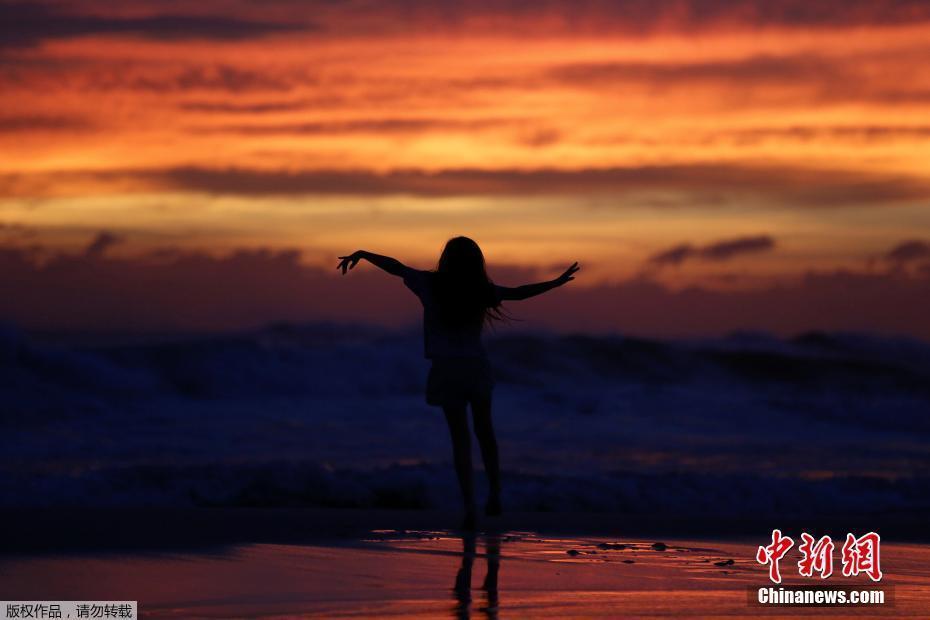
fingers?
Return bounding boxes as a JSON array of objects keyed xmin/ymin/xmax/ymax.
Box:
[
  {"xmin": 336, "ymin": 256, "xmax": 359, "ymax": 275},
  {"xmin": 558, "ymin": 261, "xmax": 579, "ymax": 284}
]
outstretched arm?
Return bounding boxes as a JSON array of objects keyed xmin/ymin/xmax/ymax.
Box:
[
  {"xmin": 337, "ymin": 250, "xmax": 412, "ymax": 277},
  {"xmin": 497, "ymin": 262, "xmax": 579, "ymax": 301}
]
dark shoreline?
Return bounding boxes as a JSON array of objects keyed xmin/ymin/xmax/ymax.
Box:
[{"xmin": 3, "ymin": 507, "xmax": 927, "ymax": 557}]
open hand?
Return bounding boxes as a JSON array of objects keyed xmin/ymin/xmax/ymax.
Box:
[
  {"xmin": 555, "ymin": 261, "xmax": 580, "ymax": 285},
  {"xmin": 337, "ymin": 251, "xmax": 362, "ymax": 275}
]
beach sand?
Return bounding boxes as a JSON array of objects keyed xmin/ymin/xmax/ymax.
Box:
[{"xmin": 1, "ymin": 508, "xmax": 927, "ymax": 618}]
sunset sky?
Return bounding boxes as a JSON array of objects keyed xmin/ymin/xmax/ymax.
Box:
[{"xmin": 2, "ymin": 0, "xmax": 929, "ymax": 336}]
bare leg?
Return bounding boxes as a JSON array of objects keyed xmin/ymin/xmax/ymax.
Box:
[
  {"xmin": 444, "ymin": 403, "xmax": 477, "ymax": 528},
  {"xmin": 471, "ymin": 396, "xmax": 501, "ymax": 515}
]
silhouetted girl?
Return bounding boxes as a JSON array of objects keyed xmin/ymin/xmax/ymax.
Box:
[{"xmin": 338, "ymin": 237, "xmax": 579, "ymax": 529}]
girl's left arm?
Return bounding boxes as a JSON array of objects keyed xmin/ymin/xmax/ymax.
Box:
[{"xmin": 497, "ymin": 262, "xmax": 579, "ymax": 301}]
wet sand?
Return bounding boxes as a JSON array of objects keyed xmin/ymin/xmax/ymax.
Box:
[{"xmin": 1, "ymin": 510, "xmax": 927, "ymax": 617}]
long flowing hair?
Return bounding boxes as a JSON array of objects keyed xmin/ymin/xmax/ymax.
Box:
[{"xmin": 432, "ymin": 236, "xmax": 506, "ymax": 329}]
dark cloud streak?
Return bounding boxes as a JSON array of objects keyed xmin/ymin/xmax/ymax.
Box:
[
  {"xmin": 885, "ymin": 239, "xmax": 930, "ymax": 264},
  {"xmin": 6, "ymin": 1, "xmax": 929, "ymax": 53},
  {"xmin": 546, "ymin": 52, "xmax": 930, "ymax": 107},
  {"xmin": 549, "ymin": 54, "xmax": 849, "ymax": 87},
  {"xmin": 83, "ymin": 230, "xmax": 123, "ymax": 257},
  {"xmin": 191, "ymin": 117, "xmax": 525, "ymax": 136},
  {"xmin": 105, "ymin": 65, "xmax": 304, "ymax": 93},
  {"xmin": 0, "ymin": 114, "xmax": 92, "ymax": 132},
  {"xmin": 3, "ymin": 164, "xmax": 930, "ymax": 207},
  {"xmin": 204, "ymin": 0, "xmax": 930, "ymax": 35},
  {"xmin": 178, "ymin": 99, "xmax": 320, "ymax": 113},
  {"xmin": 0, "ymin": 1, "xmax": 315, "ymax": 49},
  {"xmin": 649, "ymin": 235, "xmax": 776, "ymax": 266},
  {"xmin": 134, "ymin": 165, "xmax": 930, "ymax": 207}
]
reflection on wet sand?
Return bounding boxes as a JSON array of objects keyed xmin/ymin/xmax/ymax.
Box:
[
  {"xmin": 453, "ymin": 533, "xmax": 501, "ymax": 619},
  {"xmin": 2, "ymin": 529, "xmax": 928, "ymax": 617}
]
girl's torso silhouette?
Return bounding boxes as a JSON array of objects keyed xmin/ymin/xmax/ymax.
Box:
[{"xmin": 403, "ymin": 269, "xmax": 502, "ymax": 359}]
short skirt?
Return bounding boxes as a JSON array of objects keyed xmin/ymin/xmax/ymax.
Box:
[{"xmin": 425, "ymin": 356, "xmax": 495, "ymax": 407}]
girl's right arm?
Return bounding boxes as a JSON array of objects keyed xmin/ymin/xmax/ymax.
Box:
[{"xmin": 337, "ymin": 250, "xmax": 412, "ymax": 277}]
